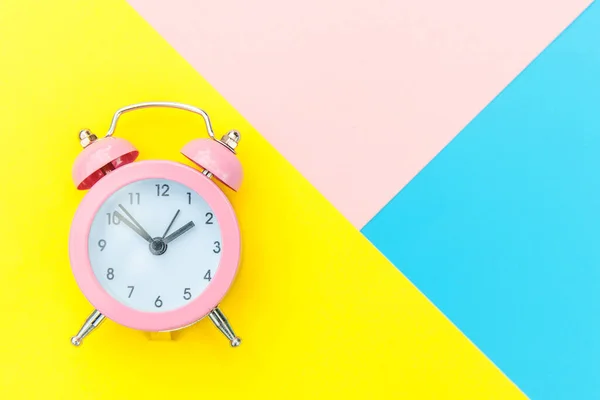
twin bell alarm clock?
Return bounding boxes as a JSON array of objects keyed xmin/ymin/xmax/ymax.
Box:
[{"xmin": 68, "ymin": 102, "xmax": 243, "ymax": 347}]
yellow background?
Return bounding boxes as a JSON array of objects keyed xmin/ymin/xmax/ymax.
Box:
[{"xmin": 0, "ymin": 1, "xmax": 524, "ymax": 398}]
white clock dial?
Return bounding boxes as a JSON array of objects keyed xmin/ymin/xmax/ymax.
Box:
[{"xmin": 88, "ymin": 178, "xmax": 222, "ymax": 312}]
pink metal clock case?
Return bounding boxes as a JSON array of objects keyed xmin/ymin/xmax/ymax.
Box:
[
  {"xmin": 181, "ymin": 138, "xmax": 242, "ymax": 191},
  {"xmin": 72, "ymin": 136, "xmax": 139, "ymax": 190},
  {"xmin": 69, "ymin": 160, "xmax": 241, "ymax": 332}
]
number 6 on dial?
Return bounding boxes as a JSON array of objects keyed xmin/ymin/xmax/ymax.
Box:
[{"xmin": 68, "ymin": 102, "xmax": 244, "ymax": 348}]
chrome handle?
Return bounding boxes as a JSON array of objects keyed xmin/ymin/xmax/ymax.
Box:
[{"xmin": 104, "ymin": 102, "xmax": 217, "ymax": 139}]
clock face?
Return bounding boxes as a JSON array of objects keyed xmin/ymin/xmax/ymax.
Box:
[{"xmin": 88, "ymin": 178, "xmax": 222, "ymax": 312}]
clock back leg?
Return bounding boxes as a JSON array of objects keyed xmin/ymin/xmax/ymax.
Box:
[{"xmin": 148, "ymin": 331, "xmax": 173, "ymax": 341}]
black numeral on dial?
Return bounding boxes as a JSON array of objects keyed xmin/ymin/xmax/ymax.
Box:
[
  {"xmin": 183, "ymin": 288, "xmax": 192, "ymax": 300},
  {"xmin": 205, "ymin": 212, "xmax": 214, "ymax": 224},
  {"xmin": 155, "ymin": 184, "xmax": 170, "ymax": 197},
  {"xmin": 98, "ymin": 239, "xmax": 106, "ymax": 251},
  {"xmin": 187, "ymin": 192, "xmax": 192, "ymax": 205},
  {"xmin": 127, "ymin": 286, "xmax": 134, "ymax": 298},
  {"xmin": 128, "ymin": 192, "xmax": 140, "ymax": 205},
  {"xmin": 154, "ymin": 296, "xmax": 163, "ymax": 308},
  {"xmin": 106, "ymin": 268, "xmax": 114, "ymax": 280},
  {"xmin": 204, "ymin": 270, "xmax": 212, "ymax": 281},
  {"xmin": 213, "ymin": 241, "xmax": 221, "ymax": 254},
  {"xmin": 107, "ymin": 211, "xmax": 120, "ymax": 225}
]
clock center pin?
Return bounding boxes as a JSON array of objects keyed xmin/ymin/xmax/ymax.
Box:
[{"xmin": 149, "ymin": 238, "xmax": 168, "ymax": 256}]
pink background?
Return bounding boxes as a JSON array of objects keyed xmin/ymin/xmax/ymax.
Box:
[{"xmin": 128, "ymin": 0, "xmax": 591, "ymax": 227}]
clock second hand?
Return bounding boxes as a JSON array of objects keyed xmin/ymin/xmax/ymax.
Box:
[
  {"xmin": 162, "ymin": 209, "xmax": 180, "ymax": 239},
  {"xmin": 116, "ymin": 204, "xmax": 153, "ymax": 242}
]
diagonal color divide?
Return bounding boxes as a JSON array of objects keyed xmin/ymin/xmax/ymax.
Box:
[
  {"xmin": 0, "ymin": 0, "xmax": 524, "ymax": 398},
  {"xmin": 364, "ymin": 3, "xmax": 600, "ymax": 398},
  {"xmin": 128, "ymin": 0, "xmax": 591, "ymax": 228}
]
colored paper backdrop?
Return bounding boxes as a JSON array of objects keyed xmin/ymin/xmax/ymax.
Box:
[{"xmin": 1, "ymin": 0, "xmax": 598, "ymax": 398}]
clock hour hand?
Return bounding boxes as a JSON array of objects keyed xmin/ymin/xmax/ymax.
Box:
[
  {"xmin": 163, "ymin": 221, "xmax": 195, "ymax": 244},
  {"xmin": 115, "ymin": 205, "xmax": 153, "ymax": 243}
]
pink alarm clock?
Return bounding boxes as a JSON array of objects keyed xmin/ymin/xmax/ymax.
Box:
[{"xmin": 69, "ymin": 102, "xmax": 243, "ymax": 347}]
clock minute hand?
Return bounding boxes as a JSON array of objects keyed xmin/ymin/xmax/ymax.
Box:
[
  {"xmin": 163, "ymin": 221, "xmax": 195, "ymax": 244},
  {"xmin": 116, "ymin": 205, "xmax": 153, "ymax": 242},
  {"xmin": 113, "ymin": 211, "xmax": 151, "ymax": 242}
]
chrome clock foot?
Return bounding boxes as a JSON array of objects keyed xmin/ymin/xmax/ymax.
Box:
[
  {"xmin": 71, "ymin": 309, "xmax": 105, "ymax": 346},
  {"xmin": 209, "ymin": 307, "xmax": 241, "ymax": 347}
]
